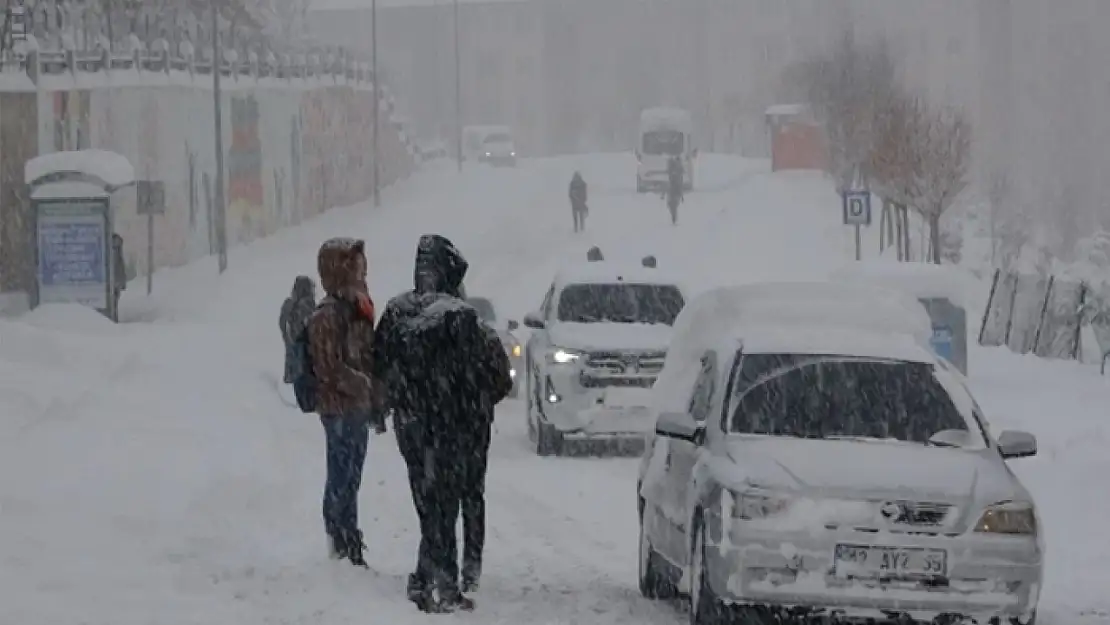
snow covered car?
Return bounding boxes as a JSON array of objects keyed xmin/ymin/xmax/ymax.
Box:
[
  {"xmin": 521, "ymin": 262, "xmax": 687, "ymax": 455},
  {"xmin": 468, "ymin": 296, "xmax": 522, "ymax": 398},
  {"xmin": 635, "ymin": 284, "xmax": 1042, "ymax": 625}
]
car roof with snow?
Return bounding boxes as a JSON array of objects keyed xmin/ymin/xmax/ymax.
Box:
[
  {"xmin": 552, "ymin": 261, "xmax": 685, "ymax": 291},
  {"xmin": 828, "ymin": 260, "xmax": 976, "ymax": 309},
  {"xmin": 729, "ymin": 323, "xmax": 935, "ymax": 363},
  {"xmin": 667, "ymin": 281, "xmax": 932, "ymax": 356},
  {"xmin": 649, "ymin": 281, "xmax": 937, "ymax": 413}
]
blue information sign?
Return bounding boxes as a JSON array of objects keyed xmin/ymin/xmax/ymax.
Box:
[
  {"xmin": 931, "ymin": 325, "xmax": 954, "ymax": 362},
  {"xmin": 35, "ymin": 200, "xmax": 110, "ymax": 309}
]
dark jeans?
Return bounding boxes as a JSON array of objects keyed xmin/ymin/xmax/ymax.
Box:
[
  {"xmin": 321, "ymin": 416, "xmax": 370, "ymax": 539},
  {"xmin": 572, "ymin": 207, "xmax": 586, "ymax": 232},
  {"xmin": 397, "ymin": 415, "xmax": 492, "ymax": 590}
]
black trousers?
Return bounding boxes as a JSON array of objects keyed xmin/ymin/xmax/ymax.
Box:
[
  {"xmin": 572, "ymin": 203, "xmax": 587, "ymax": 232},
  {"xmin": 396, "ymin": 415, "xmax": 492, "ymax": 590}
]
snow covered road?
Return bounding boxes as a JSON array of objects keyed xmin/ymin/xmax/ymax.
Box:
[{"xmin": 1, "ymin": 154, "xmax": 1108, "ymax": 624}]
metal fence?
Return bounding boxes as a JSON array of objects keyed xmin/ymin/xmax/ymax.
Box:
[{"xmin": 978, "ymin": 269, "xmax": 1110, "ymax": 373}]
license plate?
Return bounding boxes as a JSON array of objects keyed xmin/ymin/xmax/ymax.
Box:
[
  {"xmin": 833, "ymin": 544, "xmax": 947, "ymax": 577},
  {"xmin": 602, "ymin": 388, "xmax": 652, "ymax": 409}
]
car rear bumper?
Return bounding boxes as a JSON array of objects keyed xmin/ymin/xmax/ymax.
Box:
[{"xmin": 704, "ymin": 514, "xmax": 1041, "ymax": 622}]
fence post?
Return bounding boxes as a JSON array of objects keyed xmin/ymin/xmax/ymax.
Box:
[
  {"xmin": 978, "ymin": 268, "xmax": 1000, "ymax": 345},
  {"xmin": 1072, "ymin": 282, "xmax": 1088, "ymax": 360},
  {"xmin": 1003, "ymin": 272, "xmax": 1020, "ymax": 347},
  {"xmin": 1031, "ymin": 274, "xmax": 1054, "ymax": 355}
]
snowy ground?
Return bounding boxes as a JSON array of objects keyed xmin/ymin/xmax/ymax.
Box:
[{"xmin": 1, "ymin": 154, "xmax": 1107, "ymax": 625}]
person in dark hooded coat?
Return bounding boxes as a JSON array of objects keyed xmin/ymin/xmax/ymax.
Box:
[
  {"xmin": 373, "ymin": 234, "xmax": 512, "ymax": 613},
  {"xmin": 569, "ymin": 171, "xmax": 588, "ymax": 233},
  {"xmin": 280, "ymin": 275, "xmax": 317, "ymax": 383}
]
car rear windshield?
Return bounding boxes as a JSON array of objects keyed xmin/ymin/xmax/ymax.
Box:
[
  {"xmin": 642, "ymin": 130, "xmax": 684, "ymax": 155},
  {"xmin": 728, "ymin": 354, "xmax": 972, "ymax": 444},
  {"xmin": 557, "ymin": 283, "xmax": 685, "ymax": 325},
  {"xmin": 468, "ymin": 297, "xmax": 496, "ymax": 323},
  {"xmin": 484, "ymin": 133, "xmax": 512, "ymax": 144}
]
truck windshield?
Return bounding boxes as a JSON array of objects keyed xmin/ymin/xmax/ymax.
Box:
[
  {"xmin": 557, "ymin": 283, "xmax": 685, "ymax": 325},
  {"xmin": 484, "ymin": 133, "xmax": 512, "ymax": 144},
  {"xmin": 642, "ymin": 130, "xmax": 684, "ymax": 155}
]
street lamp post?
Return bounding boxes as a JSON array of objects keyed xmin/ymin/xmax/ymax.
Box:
[
  {"xmin": 211, "ymin": 0, "xmax": 228, "ymax": 273},
  {"xmin": 453, "ymin": 0, "xmax": 462, "ymax": 172},
  {"xmin": 371, "ymin": 0, "xmax": 381, "ymax": 207}
]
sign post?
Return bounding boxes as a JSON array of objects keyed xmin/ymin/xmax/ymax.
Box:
[
  {"xmin": 842, "ymin": 190, "xmax": 872, "ymax": 261},
  {"xmin": 137, "ymin": 180, "xmax": 166, "ymax": 295},
  {"xmin": 35, "ymin": 199, "xmax": 112, "ymax": 315}
]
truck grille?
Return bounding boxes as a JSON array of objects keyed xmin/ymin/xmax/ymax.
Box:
[
  {"xmin": 586, "ymin": 350, "xmax": 666, "ymax": 374},
  {"xmin": 580, "ymin": 350, "xmax": 665, "ymax": 389}
]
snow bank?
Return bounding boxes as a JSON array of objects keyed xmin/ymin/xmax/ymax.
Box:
[
  {"xmin": 19, "ymin": 303, "xmax": 120, "ymax": 335},
  {"xmin": 829, "ymin": 259, "xmax": 978, "ymax": 309}
]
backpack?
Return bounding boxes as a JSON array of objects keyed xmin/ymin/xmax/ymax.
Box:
[{"xmin": 291, "ymin": 300, "xmax": 352, "ymax": 414}]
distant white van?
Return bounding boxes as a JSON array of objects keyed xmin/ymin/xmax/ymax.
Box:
[
  {"xmin": 462, "ymin": 125, "xmax": 517, "ymax": 167},
  {"xmin": 636, "ymin": 107, "xmax": 695, "ymax": 193}
]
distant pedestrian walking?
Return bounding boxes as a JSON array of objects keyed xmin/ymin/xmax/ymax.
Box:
[{"xmin": 569, "ymin": 172, "xmax": 588, "ymax": 232}]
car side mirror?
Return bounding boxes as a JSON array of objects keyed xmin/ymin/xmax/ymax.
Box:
[
  {"xmin": 997, "ymin": 430, "xmax": 1037, "ymax": 459},
  {"xmin": 507, "ymin": 319, "xmax": 520, "ymax": 331},
  {"xmin": 655, "ymin": 411, "xmax": 703, "ymax": 444},
  {"xmin": 523, "ymin": 312, "xmax": 545, "ymax": 329}
]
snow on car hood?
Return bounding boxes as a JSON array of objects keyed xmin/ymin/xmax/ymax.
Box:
[
  {"xmin": 720, "ymin": 436, "xmax": 1016, "ymax": 503},
  {"xmin": 547, "ymin": 322, "xmax": 674, "ymax": 352}
]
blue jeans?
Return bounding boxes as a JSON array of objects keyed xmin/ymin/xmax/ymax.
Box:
[{"xmin": 321, "ymin": 416, "xmax": 370, "ymax": 538}]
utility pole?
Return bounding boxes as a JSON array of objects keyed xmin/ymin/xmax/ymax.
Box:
[
  {"xmin": 453, "ymin": 0, "xmax": 462, "ymax": 171},
  {"xmin": 371, "ymin": 0, "xmax": 381, "ymax": 207},
  {"xmin": 211, "ymin": 0, "xmax": 228, "ymax": 273}
]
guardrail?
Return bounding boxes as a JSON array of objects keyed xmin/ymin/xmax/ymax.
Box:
[{"xmin": 7, "ymin": 37, "xmax": 375, "ymax": 85}]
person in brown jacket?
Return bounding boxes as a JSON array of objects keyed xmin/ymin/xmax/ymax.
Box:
[{"xmin": 306, "ymin": 237, "xmax": 384, "ymax": 567}]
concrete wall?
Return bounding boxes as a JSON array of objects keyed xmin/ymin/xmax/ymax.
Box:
[{"xmin": 0, "ymin": 70, "xmax": 417, "ymax": 312}]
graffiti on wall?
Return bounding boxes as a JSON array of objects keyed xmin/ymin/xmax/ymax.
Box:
[
  {"xmin": 186, "ymin": 143, "xmax": 198, "ymax": 228},
  {"xmin": 0, "ymin": 92, "xmax": 38, "ymax": 293},
  {"xmin": 228, "ymin": 95, "xmax": 265, "ymax": 243},
  {"xmin": 290, "ymin": 114, "xmax": 302, "ymax": 223},
  {"xmin": 1, "ymin": 82, "xmax": 412, "ymax": 300},
  {"xmin": 299, "ymin": 87, "xmax": 376, "ymax": 215},
  {"xmin": 52, "ymin": 90, "xmax": 91, "ymax": 151}
]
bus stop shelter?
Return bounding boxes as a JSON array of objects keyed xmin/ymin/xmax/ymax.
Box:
[{"xmin": 25, "ymin": 149, "xmax": 135, "ymax": 322}]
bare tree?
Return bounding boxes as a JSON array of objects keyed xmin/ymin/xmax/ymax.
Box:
[
  {"xmin": 870, "ymin": 89, "xmax": 970, "ymax": 264},
  {"xmin": 792, "ymin": 30, "xmax": 899, "ymax": 193},
  {"xmin": 870, "ymin": 89, "xmax": 920, "ymax": 260},
  {"xmin": 915, "ymin": 103, "xmax": 972, "ymax": 264}
]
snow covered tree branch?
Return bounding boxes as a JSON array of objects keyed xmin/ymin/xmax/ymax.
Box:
[{"xmin": 791, "ymin": 30, "xmax": 899, "ymax": 193}]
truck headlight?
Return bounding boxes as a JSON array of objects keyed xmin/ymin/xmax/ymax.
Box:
[
  {"xmin": 974, "ymin": 501, "xmax": 1037, "ymax": 535},
  {"xmin": 723, "ymin": 489, "xmax": 792, "ymax": 520},
  {"xmin": 547, "ymin": 348, "xmax": 583, "ymax": 365}
]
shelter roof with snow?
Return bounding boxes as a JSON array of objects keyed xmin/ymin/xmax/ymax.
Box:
[{"xmin": 25, "ymin": 150, "xmax": 136, "ymax": 192}]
